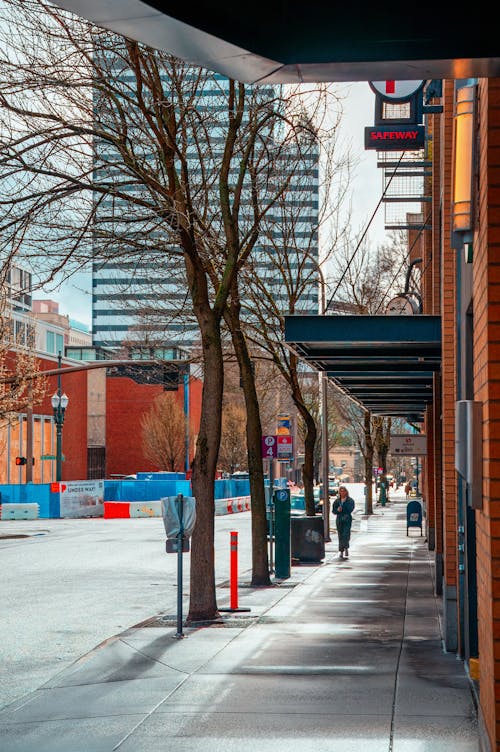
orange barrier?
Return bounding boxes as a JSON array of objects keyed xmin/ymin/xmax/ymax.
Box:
[{"xmin": 103, "ymin": 501, "xmax": 130, "ymax": 518}]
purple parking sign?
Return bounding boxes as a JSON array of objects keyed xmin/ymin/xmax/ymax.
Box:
[{"xmin": 261, "ymin": 435, "xmax": 277, "ymax": 459}]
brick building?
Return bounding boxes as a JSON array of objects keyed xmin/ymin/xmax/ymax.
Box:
[
  {"xmin": 2, "ymin": 352, "xmax": 202, "ymax": 484},
  {"xmin": 284, "ymin": 78, "xmax": 500, "ymax": 750}
]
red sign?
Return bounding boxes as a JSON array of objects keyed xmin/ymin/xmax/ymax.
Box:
[
  {"xmin": 50, "ymin": 482, "xmax": 67, "ymax": 493},
  {"xmin": 277, "ymin": 435, "xmax": 293, "ymax": 460},
  {"xmin": 365, "ymin": 125, "xmax": 425, "ymax": 151},
  {"xmin": 261, "ymin": 435, "xmax": 277, "ymax": 459}
]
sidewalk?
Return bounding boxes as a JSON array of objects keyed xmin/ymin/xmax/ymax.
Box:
[{"xmin": 0, "ymin": 494, "xmax": 481, "ymax": 751}]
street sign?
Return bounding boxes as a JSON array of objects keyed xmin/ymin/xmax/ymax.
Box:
[
  {"xmin": 277, "ymin": 435, "xmax": 293, "ymax": 460},
  {"xmin": 277, "ymin": 414, "xmax": 291, "ymax": 435},
  {"xmin": 261, "ymin": 435, "xmax": 277, "ymax": 459},
  {"xmin": 390, "ymin": 434, "xmax": 427, "ymax": 455}
]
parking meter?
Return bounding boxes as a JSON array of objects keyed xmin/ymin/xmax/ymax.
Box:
[
  {"xmin": 161, "ymin": 495, "xmax": 196, "ymax": 552},
  {"xmin": 379, "ymin": 480, "xmax": 387, "ymax": 507},
  {"xmin": 161, "ymin": 494, "xmax": 196, "ymax": 639},
  {"xmin": 274, "ymin": 488, "xmax": 291, "ymax": 579}
]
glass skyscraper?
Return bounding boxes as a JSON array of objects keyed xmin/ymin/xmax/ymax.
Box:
[{"xmin": 91, "ymin": 53, "xmax": 319, "ymax": 351}]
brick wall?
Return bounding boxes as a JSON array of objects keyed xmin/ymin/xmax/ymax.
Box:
[
  {"xmin": 430, "ymin": 105, "xmax": 444, "ymax": 569},
  {"xmin": 106, "ymin": 375, "xmax": 202, "ymax": 477},
  {"xmin": 474, "ymin": 77, "xmax": 500, "ymax": 750},
  {"xmin": 440, "ymin": 79, "xmax": 459, "ymax": 650},
  {"xmin": 38, "ymin": 357, "xmax": 88, "ymax": 481}
]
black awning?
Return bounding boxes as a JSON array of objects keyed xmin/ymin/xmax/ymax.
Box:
[
  {"xmin": 284, "ymin": 314, "xmax": 441, "ymax": 419},
  {"xmin": 52, "ymin": 2, "xmax": 500, "ymax": 83}
]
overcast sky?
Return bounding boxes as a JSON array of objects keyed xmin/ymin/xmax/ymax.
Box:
[{"xmin": 44, "ymin": 81, "xmax": 388, "ymax": 327}]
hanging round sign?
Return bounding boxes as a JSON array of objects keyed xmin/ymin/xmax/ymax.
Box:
[
  {"xmin": 369, "ymin": 80, "xmax": 425, "ymax": 101},
  {"xmin": 386, "ymin": 295, "xmax": 419, "ymax": 315}
]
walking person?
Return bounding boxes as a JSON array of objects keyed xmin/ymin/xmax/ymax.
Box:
[{"xmin": 332, "ymin": 485, "xmax": 355, "ymax": 559}]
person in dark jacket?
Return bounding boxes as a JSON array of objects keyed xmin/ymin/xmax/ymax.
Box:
[{"xmin": 332, "ymin": 485, "xmax": 355, "ymax": 558}]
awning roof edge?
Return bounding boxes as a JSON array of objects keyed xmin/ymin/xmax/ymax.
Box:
[{"xmin": 284, "ymin": 314, "xmax": 441, "ymax": 419}]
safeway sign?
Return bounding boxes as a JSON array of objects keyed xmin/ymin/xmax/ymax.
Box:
[{"xmin": 390, "ymin": 434, "xmax": 427, "ymax": 456}]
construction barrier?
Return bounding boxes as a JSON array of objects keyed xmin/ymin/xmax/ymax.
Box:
[
  {"xmin": 214, "ymin": 496, "xmax": 251, "ymax": 515},
  {"xmin": 129, "ymin": 501, "xmax": 162, "ymax": 518},
  {"xmin": 103, "ymin": 496, "xmax": 251, "ymax": 519},
  {"xmin": 0, "ymin": 503, "xmax": 40, "ymax": 520}
]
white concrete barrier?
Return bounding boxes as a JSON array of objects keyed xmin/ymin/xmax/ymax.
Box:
[
  {"xmin": 105, "ymin": 496, "xmax": 251, "ymax": 518},
  {"xmin": 214, "ymin": 496, "xmax": 251, "ymax": 515},
  {"xmin": 129, "ymin": 500, "xmax": 162, "ymax": 518},
  {"xmin": 0, "ymin": 503, "xmax": 40, "ymax": 520}
]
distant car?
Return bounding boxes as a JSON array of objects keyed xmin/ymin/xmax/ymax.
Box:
[
  {"xmin": 290, "ymin": 494, "xmax": 307, "ymax": 516},
  {"xmin": 329, "ymin": 479, "xmax": 340, "ymax": 496}
]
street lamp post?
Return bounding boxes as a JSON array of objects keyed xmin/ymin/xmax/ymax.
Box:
[
  {"xmin": 51, "ymin": 352, "xmax": 69, "ymax": 482},
  {"xmin": 318, "ymin": 266, "xmax": 331, "ymax": 542}
]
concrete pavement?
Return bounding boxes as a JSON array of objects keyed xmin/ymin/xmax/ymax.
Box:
[{"xmin": 0, "ymin": 490, "xmax": 482, "ymax": 751}]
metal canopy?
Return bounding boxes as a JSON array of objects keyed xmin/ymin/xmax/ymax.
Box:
[
  {"xmin": 284, "ymin": 315, "xmax": 441, "ymax": 419},
  {"xmin": 52, "ymin": 1, "xmax": 500, "ymax": 83}
]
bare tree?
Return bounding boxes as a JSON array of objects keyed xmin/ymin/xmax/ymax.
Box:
[
  {"xmin": 373, "ymin": 415, "xmax": 392, "ymax": 499},
  {"xmin": 297, "ymin": 377, "xmax": 349, "ymax": 484},
  {"xmin": 325, "ymin": 224, "xmax": 414, "ymax": 511},
  {"xmin": 218, "ymin": 403, "xmax": 248, "ymax": 474},
  {"xmin": 0, "ymin": 2, "xmax": 345, "ymax": 612},
  {"xmin": 329, "ymin": 228, "xmax": 409, "ymax": 314},
  {"xmin": 0, "ymin": 292, "xmax": 46, "ymax": 423},
  {"xmin": 334, "ymin": 394, "xmax": 377, "ymax": 514},
  {"xmin": 233, "ymin": 110, "xmax": 352, "ymax": 516},
  {"xmin": 141, "ymin": 392, "xmax": 188, "ymax": 471}
]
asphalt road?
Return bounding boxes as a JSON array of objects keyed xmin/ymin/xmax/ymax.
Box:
[
  {"xmin": 0, "ymin": 512, "xmax": 253, "ymax": 711},
  {"xmin": 0, "ymin": 482, "xmax": 371, "ymax": 712}
]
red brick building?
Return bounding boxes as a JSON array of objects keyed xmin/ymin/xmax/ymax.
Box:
[
  {"xmin": 284, "ymin": 78, "xmax": 500, "ymax": 750},
  {"xmin": 2, "ymin": 354, "xmax": 202, "ymax": 483},
  {"xmin": 425, "ymin": 77, "xmax": 500, "ymax": 750}
]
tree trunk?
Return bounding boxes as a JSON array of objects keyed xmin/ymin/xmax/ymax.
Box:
[
  {"xmin": 225, "ymin": 307, "xmax": 271, "ymax": 587},
  {"xmin": 295, "ymin": 402, "xmax": 317, "ymax": 516},
  {"xmin": 364, "ymin": 411, "xmax": 374, "ymax": 515},
  {"xmin": 289, "ymin": 357, "xmax": 317, "ymax": 516},
  {"xmin": 187, "ymin": 309, "xmax": 224, "ymax": 623}
]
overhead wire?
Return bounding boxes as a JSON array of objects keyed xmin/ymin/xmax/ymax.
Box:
[
  {"xmin": 325, "ymin": 151, "xmax": 405, "ymax": 311},
  {"xmin": 374, "ymin": 208, "xmax": 432, "ymax": 314}
]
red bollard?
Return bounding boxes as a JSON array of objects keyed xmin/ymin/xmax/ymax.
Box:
[
  {"xmin": 219, "ymin": 530, "xmax": 250, "ymax": 614},
  {"xmin": 230, "ymin": 531, "xmax": 238, "ymax": 609}
]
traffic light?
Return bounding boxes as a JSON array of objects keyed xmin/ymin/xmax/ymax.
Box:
[{"xmin": 15, "ymin": 457, "xmax": 27, "ymax": 466}]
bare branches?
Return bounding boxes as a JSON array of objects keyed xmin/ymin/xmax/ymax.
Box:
[
  {"xmin": 0, "ymin": 292, "xmax": 46, "ymax": 423},
  {"xmin": 141, "ymin": 392, "xmax": 188, "ymax": 471}
]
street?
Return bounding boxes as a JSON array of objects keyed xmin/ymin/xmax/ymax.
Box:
[
  {"xmin": 0, "ymin": 482, "xmax": 372, "ymax": 712},
  {"xmin": 0, "ymin": 512, "xmax": 253, "ymax": 710}
]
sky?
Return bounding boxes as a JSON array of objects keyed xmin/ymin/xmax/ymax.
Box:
[{"xmin": 43, "ymin": 81, "xmax": 388, "ymax": 328}]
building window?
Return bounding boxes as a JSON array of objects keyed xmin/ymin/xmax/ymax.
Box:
[
  {"xmin": 15, "ymin": 319, "xmax": 26, "ymax": 346},
  {"xmin": 46, "ymin": 330, "xmax": 55, "ymax": 353}
]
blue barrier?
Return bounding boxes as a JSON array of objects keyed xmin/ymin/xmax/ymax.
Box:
[
  {"xmin": 0, "ymin": 484, "xmax": 52, "ymax": 518},
  {"xmin": 110, "ymin": 479, "xmax": 192, "ymax": 501},
  {"xmin": 136, "ymin": 472, "xmax": 186, "ymax": 481},
  {"xmin": 0, "ymin": 477, "xmax": 251, "ymax": 518}
]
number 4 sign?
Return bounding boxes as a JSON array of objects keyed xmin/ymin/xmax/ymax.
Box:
[{"xmin": 261, "ymin": 435, "xmax": 277, "ymax": 459}]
